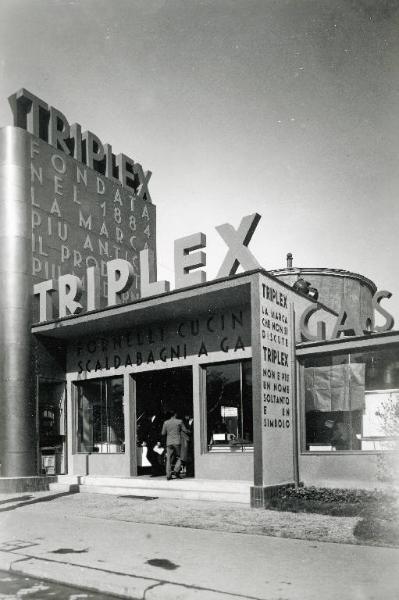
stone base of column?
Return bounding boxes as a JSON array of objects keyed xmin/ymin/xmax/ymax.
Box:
[
  {"xmin": 250, "ymin": 482, "xmax": 297, "ymax": 508},
  {"xmin": 0, "ymin": 476, "xmax": 57, "ymax": 493},
  {"xmin": 1, "ymin": 450, "xmax": 37, "ymax": 478}
]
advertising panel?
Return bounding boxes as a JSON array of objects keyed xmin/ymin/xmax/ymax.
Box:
[
  {"xmin": 67, "ymin": 306, "xmax": 250, "ymax": 375},
  {"xmin": 257, "ymin": 273, "xmax": 295, "ymax": 485},
  {"xmin": 30, "ymin": 136, "xmax": 156, "ymax": 320},
  {"xmin": 0, "ymin": 87, "xmax": 157, "ymax": 475}
]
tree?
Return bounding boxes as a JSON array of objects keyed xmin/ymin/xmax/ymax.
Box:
[
  {"xmin": 375, "ymin": 393, "xmax": 399, "ymax": 483},
  {"xmin": 375, "ymin": 394, "xmax": 399, "ymax": 438}
]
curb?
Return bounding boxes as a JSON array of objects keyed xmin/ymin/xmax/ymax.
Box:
[{"xmin": 0, "ymin": 551, "xmax": 250, "ymax": 600}]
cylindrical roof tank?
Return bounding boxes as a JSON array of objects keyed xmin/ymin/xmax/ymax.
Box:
[{"xmin": 269, "ymin": 267, "xmax": 377, "ymax": 321}]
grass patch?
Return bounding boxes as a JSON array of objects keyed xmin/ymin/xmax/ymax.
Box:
[
  {"xmin": 267, "ymin": 496, "xmax": 362, "ymax": 516},
  {"xmin": 266, "ymin": 486, "xmax": 399, "ymax": 546},
  {"xmin": 266, "ymin": 486, "xmax": 380, "ymax": 516}
]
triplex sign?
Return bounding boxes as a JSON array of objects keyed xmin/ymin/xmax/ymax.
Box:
[
  {"xmin": 9, "ymin": 88, "xmax": 151, "ymax": 201},
  {"xmin": 33, "ymin": 211, "xmax": 395, "ymax": 338},
  {"xmin": 33, "ymin": 213, "xmax": 262, "ymax": 322}
]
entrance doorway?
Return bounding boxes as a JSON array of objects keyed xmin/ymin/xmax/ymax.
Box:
[{"xmin": 134, "ymin": 367, "xmax": 194, "ymax": 477}]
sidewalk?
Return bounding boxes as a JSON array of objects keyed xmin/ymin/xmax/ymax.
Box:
[{"xmin": 0, "ymin": 490, "xmax": 398, "ymax": 599}]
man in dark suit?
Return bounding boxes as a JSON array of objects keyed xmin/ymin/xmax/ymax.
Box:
[{"xmin": 161, "ymin": 410, "xmax": 188, "ymax": 480}]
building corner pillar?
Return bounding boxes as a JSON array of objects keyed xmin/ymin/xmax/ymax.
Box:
[{"xmin": 0, "ymin": 126, "xmax": 35, "ymax": 476}]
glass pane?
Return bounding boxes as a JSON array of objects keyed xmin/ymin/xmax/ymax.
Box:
[
  {"xmin": 361, "ymin": 391, "xmax": 399, "ymax": 450},
  {"xmin": 350, "ymin": 349, "xmax": 399, "ymax": 450},
  {"xmin": 39, "ymin": 381, "xmax": 66, "ymax": 475},
  {"xmin": 352, "ymin": 348, "xmax": 399, "ymax": 391},
  {"xmin": 206, "ymin": 360, "xmax": 252, "ymax": 449},
  {"xmin": 242, "ymin": 360, "xmax": 253, "ymax": 444},
  {"xmin": 302, "ymin": 348, "xmax": 399, "ymax": 451},
  {"xmin": 76, "ymin": 377, "xmax": 124, "ymax": 453},
  {"xmin": 39, "ymin": 382, "xmax": 65, "ymax": 448},
  {"xmin": 303, "ymin": 352, "xmax": 362, "ymax": 451},
  {"xmin": 92, "ymin": 382, "xmax": 105, "ymax": 447},
  {"xmin": 106, "ymin": 378, "xmax": 125, "ymax": 451},
  {"xmin": 77, "ymin": 380, "xmax": 99, "ymax": 452}
]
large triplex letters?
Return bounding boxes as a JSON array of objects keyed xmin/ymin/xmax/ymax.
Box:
[
  {"xmin": 9, "ymin": 88, "xmax": 49, "ymax": 138},
  {"xmin": 107, "ymin": 259, "xmax": 134, "ymax": 306},
  {"xmin": 174, "ymin": 232, "xmax": 206, "ymax": 289},
  {"xmin": 140, "ymin": 249, "xmax": 170, "ymax": 297},
  {"xmin": 49, "ymin": 106, "xmax": 70, "ymax": 154},
  {"xmin": 33, "ymin": 279, "xmax": 56, "ymax": 322},
  {"xmin": 216, "ymin": 213, "xmax": 261, "ymax": 278},
  {"xmin": 8, "ymin": 88, "xmax": 152, "ymax": 197},
  {"xmin": 33, "ymin": 213, "xmax": 265, "ymax": 321},
  {"xmin": 58, "ymin": 274, "xmax": 84, "ymax": 317}
]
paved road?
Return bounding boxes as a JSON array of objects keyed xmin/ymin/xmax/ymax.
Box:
[
  {"xmin": 0, "ymin": 492, "xmax": 398, "ymax": 599},
  {"xmin": 0, "ymin": 569, "xmax": 121, "ymax": 599}
]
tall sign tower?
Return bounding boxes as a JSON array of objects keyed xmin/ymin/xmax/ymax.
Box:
[{"xmin": 0, "ymin": 89, "xmax": 156, "ymax": 475}]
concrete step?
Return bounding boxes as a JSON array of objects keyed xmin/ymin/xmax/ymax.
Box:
[
  {"xmin": 47, "ymin": 482, "xmax": 80, "ymax": 493},
  {"xmin": 53, "ymin": 475, "xmax": 80, "ymax": 484},
  {"xmin": 78, "ymin": 484, "xmax": 248, "ymax": 503},
  {"xmin": 50, "ymin": 476, "xmax": 250, "ymax": 503},
  {"xmin": 48, "ymin": 475, "xmax": 80, "ymax": 493},
  {"xmin": 81, "ymin": 476, "xmax": 249, "ymax": 492}
]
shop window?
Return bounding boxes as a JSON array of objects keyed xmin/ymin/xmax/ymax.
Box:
[
  {"xmin": 205, "ymin": 360, "xmax": 252, "ymax": 450},
  {"xmin": 75, "ymin": 377, "xmax": 125, "ymax": 453},
  {"xmin": 39, "ymin": 380, "xmax": 66, "ymax": 475},
  {"xmin": 302, "ymin": 349, "xmax": 399, "ymax": 452},
  {"xmin": 361, "ymin": 391, "xmax": 399, "ymax": 450}
]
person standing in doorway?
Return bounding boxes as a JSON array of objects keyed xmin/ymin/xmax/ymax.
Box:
[
  {"xmin": 147, "ymin": 413, "xmax": 165, "ymax": 476},
  {"xmin": 161, "ymin": 410, "xmax": 188, "ymax": 480},
  {"xmin": 180, "ymin": 416, "xmax": 193, "ymax": 477}
]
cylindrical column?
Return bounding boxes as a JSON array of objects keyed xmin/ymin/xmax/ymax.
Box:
[{"xmin": 0, "ymin": 126, "xmax": 35, "ymax": 476}]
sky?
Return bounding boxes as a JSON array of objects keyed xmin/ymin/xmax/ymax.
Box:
[{"xmin": 1, "ymin": 0, "xmax": 399, "ymax": 319}]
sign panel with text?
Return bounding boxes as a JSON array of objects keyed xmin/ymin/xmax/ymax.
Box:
[
  {"xmin": 258, "ymin": 274, "xmax": 294, "ymax": 485},
  {"xmin": 30, "ymin": 135, "xmax": 156, "ymax": 320}
]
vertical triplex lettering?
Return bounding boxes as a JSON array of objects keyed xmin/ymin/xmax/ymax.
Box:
[{"xmin": 260, "ymin": 282, "xmax": 292, "ymax": 430}]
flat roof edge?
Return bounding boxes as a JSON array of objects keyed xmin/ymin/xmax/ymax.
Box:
[
  {"xmin": 31, "ymin": 268, "xmax": 336, "ymax": 335},
  {"xmin": 296, "ymin": 330, "xmax": 399, "ymax": 355}
]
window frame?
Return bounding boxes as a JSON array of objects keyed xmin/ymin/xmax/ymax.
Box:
[
  {"xmin": 201, "ymin": 358, "xmax": 253, "ymax": 454},
  {"xmin": 299, "ymin": 347, "xmax": 399, "ymax": 455},
  {"xmin": 74, "ymin": 375, "xmax": 125, "ymax": 454}
]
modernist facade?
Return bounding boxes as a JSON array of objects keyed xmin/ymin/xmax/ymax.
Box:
[{"xmin": 1, "ymin": 90, "xmax": 398, "ymax": 504}]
